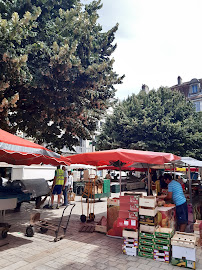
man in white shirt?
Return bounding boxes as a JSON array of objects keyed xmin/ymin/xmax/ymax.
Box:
[{"xmin": 63, "ymin": 170, "xmax": 73, "ymax": 205}]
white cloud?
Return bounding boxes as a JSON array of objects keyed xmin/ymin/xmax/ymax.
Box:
[{"xmin": 83, "ymin": 0, "xmax": 202, "ymax": 99}]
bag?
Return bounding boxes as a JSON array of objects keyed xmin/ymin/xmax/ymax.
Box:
[{"xmin": 68, "ymin": 191, "xmax": 75, "ymax": 201}]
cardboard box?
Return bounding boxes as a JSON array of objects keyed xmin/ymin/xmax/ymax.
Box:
[
  {"xmin": 139, "ymin": 215, "xmax": 158, "ymax": 225},
  {"xmin": 139, "ymin": 196, "xmax": 156, "ymax": 208},
  {"xmin": 172, "ymin": 246, "xmax": 196, "ymax": 261},
  {"xmin": 154, "ymin": 238, "xmax": 170, "ymax": 245},
  {"xmin": 157, "ymin": 206, "xmax": 176, "ymax": 229},
  {"xmin": 119, "ymin": 210, "xmax": 138, "ymax": 220},
  {"xmin": 171, "ymin": 258, "xmax": 196, "ymax": 269},
  {"xmin": 107, "ymin": 198, "xmax": 123, "ymax": 237},
  {"xmin": 139, "ymin": 224, "xmax": 157, "ymax": 233},
  {"xmin": 117, "ymin": 218, "xmax": 138, "ymax": 230},
  {"xmin": 123, "ymin": 229, "xmax": 138, "ymax": 239},
  {"xmin": 154, "ymin": 249, "xmax": 170, "ymax": 256},
  {"xmin": 138, "ymin": 250, "xmax": 154, "ymax": 259},
  {"xmin": 124, "ymin": 238, "xmax": 138, "ymax": 247},
  {"xmin": 122, "ymin": 245, "xmax": 137, "ymax": 256},
  {"xmin": 120, "ymin": 202, "xmax": 139, "ymax": 212},
  {"xmin": 155, "ymin": 227, "xmax": 174, "ymax": 239},
  {"xmin": 139, "ymin": 245, "xmax": 153, "ymax": 252},
  {"xmin": 139, "ymin": 238, "xmax": 154, "ymax": 246},
  {"xmin": 119, "ymin": 195, "xmax": 139, "ymax": 204},
  {"xmin": 154, "ymin": 243, "xmax": 171, "ymax": 251},
  {"xmin": 107, "ymin": 198, "xmax": 120, "ymax": 206},
  {"xmin": 139, "ymin": 207, "xmax": 158, "ymax": 217},
  {"xmin": 139, "ymin": 232, "xmax": 154, "ymax": 240},
  {"xmin": 154, "ymin": 256, "xmax": 169, "ymax": 263}
]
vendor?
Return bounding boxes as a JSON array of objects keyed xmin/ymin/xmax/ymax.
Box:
[
  {"xmin": 161, "ymin": 173, "xmax": 188, "ymax": 232},
  {"xmin": 105, "ymin": 171, "xmax": 111, "ymax": 180}
]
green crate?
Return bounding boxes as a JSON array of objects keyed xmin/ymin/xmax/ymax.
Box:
[
  {"xmin": 138, "ymin": 250, "xmax": 153, "ymax": 259},
  {"xmin": 154, "ymin": 238, "xmax": 170, "ymax": 245},
  {"xmin": 103, "ymin": 180, "xmax": 110, "ymax": 193},
  {"xmin": 155, "ymin": 229, "xmax": 174, "ymax": 239},
  {"xmin": 139, "ymin": 239, "xmax": 154, "ymax": 246},
  {"xmin": 154, "ymin": 243, "xmax": 171, "ymax": 251},
  {"xmin": 139, "ymin": 232, "xmax": 154, "ymax": 240},
  {"xmin": 139, "ymin": 245, "xmax": 154, "ymax": 253}
]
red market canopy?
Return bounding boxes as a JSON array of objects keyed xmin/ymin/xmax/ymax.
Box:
[
  {"xmin": 0, "ymin": 129, "xmax": 70, "ymax": 166},
  {"xmin": 97, "ymin": 165, "xmax": 147, "ymax": 172},
  {"xmin": 68, "ymin": 148, "xmax": 180, "ymax": 167}
]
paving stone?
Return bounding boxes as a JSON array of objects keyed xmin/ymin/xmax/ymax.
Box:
[
  {"xmin": 138, "ymin": 263, "xmax": 152, "ymax": 270},
  {"xmin": 1, "ymin": 260, "xmax": 28, "ymax": 270}
]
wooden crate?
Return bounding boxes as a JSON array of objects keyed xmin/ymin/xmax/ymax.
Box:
[
  {"xmin": 139, "ymin": 207, "xmax": 158, "ymax": 217},
  {"xmin": 171, "ymin": 232, "xmax": 197, "ymax": 248},
  {"xmin": 139, "ymin": 224, "xmax": 157, "ymax": 233},
  {"xmin": 95, "ymin": 225, "xmax": 107, "ymax": 234},
  {"xmin": 123, "ymin": 229, "xmax": 138, "ymax": 239},
  {"xmin": 139, "ymin": 196, "xmax": 157, "ymax": 208}
]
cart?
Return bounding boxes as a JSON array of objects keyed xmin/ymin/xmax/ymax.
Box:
[
  {"xmin": 80, "ymin": 177, "xmax": 96, "ymax": 223},
  {"xmin": 25, "ymin": 203, "xmax": 75, "ymax": 242}
]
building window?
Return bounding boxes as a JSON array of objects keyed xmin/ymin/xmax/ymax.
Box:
[
  {"xmin": 192, "ymin": 85, "xmax": 198, "ymax": 93},
  {"xmin": 194, "ymin": 101, "xmax": 200, "ymax": 112}
]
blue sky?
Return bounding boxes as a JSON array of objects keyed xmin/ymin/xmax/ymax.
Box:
[{"xmin": 84, "ymin": 0, "xmax": 202, "ymax": 99}]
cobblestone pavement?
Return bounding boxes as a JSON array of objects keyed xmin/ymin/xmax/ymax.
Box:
[{"xmin": 0, "ymin": 194, "xmax": 202, "ymax": 270}]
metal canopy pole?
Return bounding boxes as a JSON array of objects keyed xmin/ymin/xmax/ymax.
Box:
[
  {"xmin": 119, "ymin": 168, "xmax": 122, "ymax": 195},
  {"xmin": 188, "ymin": 164, "xmax": 192, "ymax": 204},
  {"xmin": 148, "ymin": 168, "xmax": 151, "ymax": 196}
]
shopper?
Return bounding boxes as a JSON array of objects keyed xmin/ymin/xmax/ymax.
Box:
[
  {"xmin": 162, "ymin": 173, "xmax": 188, "ymax": 232},
  {"xmin": 62, "ymin": 166, "xmax": 68, "ymax": 206},
  {"xmin": 50, "ymin": 166, "xmax": 65, "ymax": 209},
  {"xmin": 105, "ymin": 171, "xmax": 111, "ymax": 180}
]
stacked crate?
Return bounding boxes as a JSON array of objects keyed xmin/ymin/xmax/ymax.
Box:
[
  {"xmin": 153, "ymin": 227, "xmax": 174, "ymax": 263},
  {"xmin": 103, "ymin": 179, "xmax": 110, "ymax": 193},
  {"xmin": 116, "ymin": 195, "xmax": 139, "ymax": 256},
  {"xmin": 138, "ymin": 196, "xmax": 158, "ymax": 259},
  {"xmin": 117, "ymin": 194, "xmax": 139, "ymax": 231},
  {"xmin": 122, "ymin": 229, "xmax": 138, "ymax": 256},
  {"xmin": 139, "ymin": 232, "xmax": 154, "ymax": 259},
  {"xmin": 171, "ymin": 232, "xmax": 197, "ymax": 269}
]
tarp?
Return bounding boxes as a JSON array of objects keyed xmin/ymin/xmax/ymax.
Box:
[
  {"xmin": 97, "ymin": 165, "xmax": 147, "ymax": 172},
  {"xmin": 173, "ymin": 157, "xmax": 202, "ymax": 168},
  {"xmin": 68, "ymin": 149, "xmax": 180, "ymax": 195},
  {"xmin": 68, "ymin": 164, "xmax": 96, "ymax": 170},
  {"xmin": 68, "ymin": 148, "xmax": 180, "ymax": 166},
  {"xmin": 0, "ymin": 129, "xmax": 70, "ymax": 166}
]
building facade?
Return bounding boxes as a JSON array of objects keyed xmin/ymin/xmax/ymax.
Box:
[{"xmin": 170, "ymin": 76, "xmax": 202, "ymax": 112}]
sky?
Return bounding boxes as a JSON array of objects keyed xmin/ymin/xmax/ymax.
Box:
[{"xmin": 84, "ymin": 0, "xmax": 202, "ymax": 100}]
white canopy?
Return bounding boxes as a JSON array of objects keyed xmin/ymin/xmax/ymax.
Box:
[
  {"xmin": 68, "ymin": 164, "xmax": 96, "ymax": 170},
  {"xmin": 173, "ymin": 157, "xmax": 202, "ymax": 168}
]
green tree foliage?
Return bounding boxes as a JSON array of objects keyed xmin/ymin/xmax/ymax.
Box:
[
  {"xmin": 96, "ymin": 87, "xmax": 202, "ymax": 159},
  {"xmin": 0, "ymin": 0, "xmax": 124, "ymax": 151}
]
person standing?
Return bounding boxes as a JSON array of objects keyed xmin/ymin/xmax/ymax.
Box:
[
  {"xmin": 162, "ymin": 173, "xmax": 188, "ymax": 232},
  {"xmin": 105, "ymin": 171, "xmax": 111, "ymax": 180},
  {"xmin": 63, "ymin": 170, "xmax": 74, "ymax": 205},
  {"xmin": 62, "ymin": 166, "xmax": 68, "ymax": 206},
  {"xmin": 50, "ymin": 166, "xmax": 65, "ymax": 209}
]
